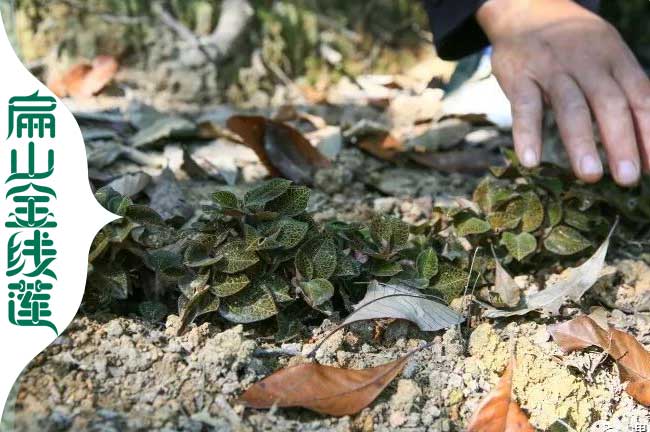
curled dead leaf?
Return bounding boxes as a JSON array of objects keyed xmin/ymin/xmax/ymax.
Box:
[
  {"xmin": 549, "ymin": 315, "xmax": 650, "ymax": 406},
  {"xmin": 492, "ymin": 252, "xmax": 521, "ymax": 308},
  {"xmin": 240, "ymin": 354, "xmax": 412, "ymax": 416},
  {"xmin": 357, "ymin": 132, "xmax": 404, "ymax": 161},
  {"xmin": 484, "ymin": 222, "xmax": 616, "ymax": 318},
  {"xmin": 308, "ymin": 282, "xmax": 463, "ymax": 358},
  {"xmin": 48, "ymin": 55, "xmax": 119, "ymax": 98},
  {"xmin": 467, "ymin": 359, "xmax": 534, "ymax": 432},
  {"xmin": 226, "ymin": 115, "xmax": 330, "ymax": 184}
]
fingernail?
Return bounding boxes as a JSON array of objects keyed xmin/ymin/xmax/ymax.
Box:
[
  {"xmin": 617, "ymin": 160, "xmax": 640, "ymax": 185},
  {"xmin": 580, "ymin": 154, "xmax": 603, "ymax": 177},
  {"xmin": 521, "ymin": 148, "xmax": 538, "ymax": 167}
]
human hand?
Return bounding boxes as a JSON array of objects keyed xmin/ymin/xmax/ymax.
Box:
[{"xmin": 477, "ymin": 0, "xmax": 650, "ymax": 186}]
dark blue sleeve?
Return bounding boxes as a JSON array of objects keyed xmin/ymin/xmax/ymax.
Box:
[{"xmin": 422, "ymin": 0, "xmax": 601, "ymax": 60}]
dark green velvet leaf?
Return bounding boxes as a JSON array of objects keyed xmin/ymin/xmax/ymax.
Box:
[
  {"xmin": 266, "ymin": 185, "xmax": 311, "ymax": 216},
  {"xmin": 219, "ymin": 241, "xmax": 260, "ymax": 273},
  {"xmin": 544, "ymin": 225, "xmax": 592, "ymax": 255},
  {"xmin": 211, "ymin": 274, "xmax": 250, "ymax": 297},
  {"xmin": 219, "ymin": 283, "xmax": 278, "ymax": 323},
  {"xmin": 244, "ymin": 178, "xmax": 292, "ymax": 208},
  {"xmin": 299, "ymin": 278, "xmax": 335, "ymax": 306},
  {"xmin": 416, "ymin": 248, "xmax": 439, "ymax": 280}
]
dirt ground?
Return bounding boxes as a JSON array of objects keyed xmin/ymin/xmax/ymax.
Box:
[
  {"xmin": 8, "ymin": 263, "xmax": 650, "ymax": 431},
  {"xmin": 7, "ymin": 146, "xmax": 650, "ymax": 430},
  {"xmin": 4, "ymin": 37, "xmax": 650, "ymax": 429}
]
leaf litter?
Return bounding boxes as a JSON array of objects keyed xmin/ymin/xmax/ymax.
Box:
[
  {"xmin": 20, "ymin": 43, "xmax": 650, "ymax": 431},
  {"xmin": 341, "ymin": 281, "xmax": 463, "ymax": 332},
  {"xmin": 549, "ymin": 315, "xmax": 650, "ymax": 406},
  {"xmin": 484, "ymin": 221, "xmax": 617, "ymax": 317},
  {"xmin": 240, "ymin": 352, "xmax": 413, "ymax": 416},
  {"xmin": 467, "ymin": 359, "xmax": 534, "ymax": 432}
]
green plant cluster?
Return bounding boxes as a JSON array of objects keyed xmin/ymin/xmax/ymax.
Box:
[
  {"xmin": 88, "ymin": 158, "xmax": 650, "ymax": 336},
  {"xmin": 88, "ymin": 178, "xmax": 470, "ymax": 336},
  {"xmin": 448, "ymin": 153, "xmax": 650, "ymax": 268}
]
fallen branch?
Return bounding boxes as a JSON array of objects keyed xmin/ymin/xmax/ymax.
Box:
[{"xmin": 152, "ymin": 3, "xmax": 200, "ymax": 46}]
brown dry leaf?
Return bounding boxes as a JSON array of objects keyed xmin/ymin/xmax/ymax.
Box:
[
  {"xmin": 240, "ymin": 355, "xmax": 411, "ymax": 416},
  {"xmin": 48, "ymin": 63, "xmax": 91, "ymax": 97},
  {"xmin": 547, "ymin": 315, "xmax": 608, "ymax": 351},
  {"xmin": 48, "ymin": 55, "xmax": 119, "ymax": 98},
  {"xmin": 549, "ymin": 315, "xmax": 650, "ymax": 405},
  {"xmin": 226, "ymin": 115, "xmax": 330, "ymax": 184},
  {"xmin": 272, "ymin": 105, "xmax": 327, "ymax": 130},
  {"xmin": 409, "ymin": 148, "xmax": 500, "ymax": 174},
  {"xmin": 76, "ymin": 55, "xmax": 119, "ymax": 98},
  {"xmin": 357, "ymin": 132, "xmax": 404, "ymax": 161},
  {"xmin": 467, "ymin": 359, "xmax": 534, "ymax": 432}
]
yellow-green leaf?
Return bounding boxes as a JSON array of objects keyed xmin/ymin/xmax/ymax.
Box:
[
  {"xmin": 211, "ymin": 274, "xmax": 250, "ymax": 297},
  {"xmin": 501, "ymin": 232, "xmax": 537, "ymax": 261},
  {"xmin": 220, "ymin": 241, "xmax": 260, "ymax": 273},
  {"xmin": 544, "ymin": 225, "xmax": 591, "ymax": 255}
]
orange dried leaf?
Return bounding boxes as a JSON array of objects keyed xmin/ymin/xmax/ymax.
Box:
[
  {"xmin": 240, "ymin": 355, "xmax": 410, "ymax": 416},
  {"xmin": 548, "ymin": 315, "xmax": 609, "ymax": 351},
  {"xmin": 227, "ymin": 115, "xmax": 329, "ymax": 184},
  {"xmin": 467, "ymin": 359, "xmax": 534, "ymax": 432},
  {"xmin": 357, "ymin": 132, "xmax": 403, "ymax": 161},
  {"xmin": 47, "ymin": 55, "xmax": 119, "ymax": 99},
  {"xmin": 549, "ymin": 315, "xmax": 650, "ymax": 405},
  {"xmin": 76, "ymin": 55, "xmax": 119, "ymax": 98},
  {"xmin": 47, "ymin": 63, "xmax": 92, "ymax": 97}
]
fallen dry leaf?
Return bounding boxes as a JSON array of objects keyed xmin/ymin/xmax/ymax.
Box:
[
  {"xmin": 492, "ymin": 254, "xmax": 521, "ymax": 308},
  {"xmin": 357, "ymin": 132, "xmax": 404, "ymax": 161},
  {"xmin": 308, "ymin": 282, "xmax": 463, "ymax": 357},
  {"xmin": 240, "ymin": 354, "xmax": 412, "ymax": 416},
  {"xmin": 549, "ymin": 315, "xmax": 650, "ymax": 405},
  {"xmin": 76, "ymin": 55, "xmax": 119, "ymax": 97},
  {"xmin": 272, "ymin": 105, "xmax": 328, "ymax": 130},
  {"xmin": 408, "ymin": 148, "xmax": 501, "ymax": 174},
  {"xmin": 226, "ymin": 115, "xmax": 330, "ymax": 184},
  {"xmin": 484, "ymin": 222, "xmax": 615, "ymax": 318},
  {"xmin": 386, "ymin": 89, "xmax": 443, "ymax": 129},
  {"xmin": 48, "ymin": 63, "xmax": 91, "ymax": 98},
  {"xmin": 467, "ymin": 359, "xmax": 534, "ymax": 432},
  {"xmin": 48, "ymin": 55, "xmax": 119, "ymax": 98},
  {"xmin": 107, "ymin": 172, "xmax": 151, "ymax": 197},
  {"xmin": 342, "ymin": 281, "xmax": 464, "ymax": 331}
]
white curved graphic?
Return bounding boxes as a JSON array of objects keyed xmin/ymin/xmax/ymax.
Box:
[{"xmin": 0, "ymin": 11, "xmax": 118, "ymax": 417}]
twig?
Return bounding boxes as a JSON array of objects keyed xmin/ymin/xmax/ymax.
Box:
[
  {"xmin": 152, "ymin": 2, "xmax": 200, "ymax": 46},
  {"xmin": 151, "ymin": 3, "xmax": 218, "ymax": 64}
]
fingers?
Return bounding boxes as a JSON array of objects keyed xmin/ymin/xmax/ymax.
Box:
[
  {"xmin": 546, "ymin": 74, "xmax": 603, "ymax": 183},
  {"xmin": 510, "ymin": 79, "xmax": 544, "ymax": 168},
  {"xmin": 612, "ymin": 47, "xmax": 650, "ymax": 173},
  {"xmin": 580, "ymin": 70, "xmax": 641, "ymax": 186}
]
